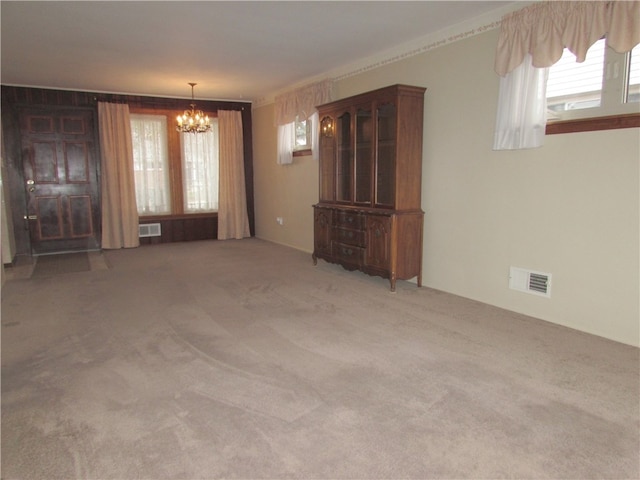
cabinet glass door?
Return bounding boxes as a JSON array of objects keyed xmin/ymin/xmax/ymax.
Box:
[
  {"xmin": 376, "ymin": 103, "xmax": 396, "ymax": 206},
  {"xmin": 336, "ymin": 111, "xmax": 352, "ymax": 202},
  {"xmin": 355, "ymin": 107, "xmax": 373, "ymax": 204},
  {"xmin": 319, "ymin": 116, "xmax": 335, "ymax": 202}
]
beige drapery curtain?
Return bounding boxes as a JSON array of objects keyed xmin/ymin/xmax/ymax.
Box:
[
  {"xmin": 217, "ymin": 110, "xmax": 250, "ymax": 240},
  {"xmin": 274, "ymin": 79, "xmax": 333, "ymax": 126},
  {"xmin": 495, "ymin": 0, "xmax": 640, "ymax": 76},
  {"xmin": 97, "ymin": 102, "xmax": 139, "ymax": 249}
]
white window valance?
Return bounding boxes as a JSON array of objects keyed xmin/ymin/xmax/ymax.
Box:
[
  {"xmin": 495, "ymin": 0, "xmax": 640, "ymax": 77},
  {"xmin": 274, "ymin": 79, "xmax": 333, "ymax": 126}
]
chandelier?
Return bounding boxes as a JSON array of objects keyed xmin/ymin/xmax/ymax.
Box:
[{"xmin": 176, "ymin": 83, "xmax": 211, "ymax": 133}]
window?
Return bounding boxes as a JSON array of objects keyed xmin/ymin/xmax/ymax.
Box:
[
  {"xmin": 278, "ymin": 113, "xmax": 318, "ymax": 163},
  {"xmin": 274, "ymin": 79, "xmax": 331, "ymax": 161},
  {"xmin": 294, "ymin": 116, "xmax": 311, "ymax": 151},
  {"xmin": 130, "ymin": 114, "xmax": 171, "ymax": 215},
  {"xmin": 547, "ymin": 40, "xmax": 640, "ymax": 122},
  {"xmin": 180, "ymin": 125, "xmax": 219, "ymax": 213},
  {"xmin": 130, "ymin": 111, "xmax": 219, "ymax": 216}
]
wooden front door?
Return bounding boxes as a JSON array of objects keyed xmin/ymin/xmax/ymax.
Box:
[{"xmin": 20, "ymin": 107, "xmax": 100, "ymax": 254}]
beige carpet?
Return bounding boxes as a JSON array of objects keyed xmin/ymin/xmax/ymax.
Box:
[{"xmin": 1, "ymin": 238, "xmax": 638, "ymax": 479}]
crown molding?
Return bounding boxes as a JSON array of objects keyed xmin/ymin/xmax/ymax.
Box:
[{"xmin": 253, "ymin": 1, "xmax": 528, "ymax": 109}]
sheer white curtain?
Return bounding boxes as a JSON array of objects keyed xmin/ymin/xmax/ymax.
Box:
[
  {"xmin": 130, "ymin": 114, "xmax": 171, "ymax": 214},
  {"xmin": 181, "ymin": 120, "xmax": 219, "ymax": 212},
  {"xmin": 277, "ymin": 122, "xmax": 295, "ymax": 165},
  {"xmin": 310, "ymin": 111, "xmax": 320, "ymax": 161},
  {"xmin": 493, "ymin": 55, "xmax": 548, "ymax": 150},
  {"xmin": 493, "ymin": 0, "xmax": 640, "ymax": 150}
]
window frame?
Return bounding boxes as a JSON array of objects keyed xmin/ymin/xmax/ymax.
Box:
[
  {"xmin": 293, "ymin": 116, "xmax": 311, "ymax": 150},
  {"xmin": 292, "ymin": 115, "xmax": 312, "ymax": 157},
  {"xmin": 129, "ymin": 107, "xmax": 219, "ymax": 217},
  {"xmin": 130, "ymin": 113, "xmax": 172, "ymax": 215}
]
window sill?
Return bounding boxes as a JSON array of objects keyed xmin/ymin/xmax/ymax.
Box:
[
  {"xmin": 546, "ymin": 112, "xmax": 640, "ymax": 135},
  {"xmin": 139, "ymin": 212, "xmax": 217, "ymax": 221},
  {"xmin": 293, "ymin": 148, "xmax": 312, "ymax": 157}
]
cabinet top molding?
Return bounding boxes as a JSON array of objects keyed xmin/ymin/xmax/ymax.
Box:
[{"xmin": 317, "ymin": 84, "xmax": 426, "ymax": 110}]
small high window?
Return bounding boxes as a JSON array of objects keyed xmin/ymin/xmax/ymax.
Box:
[
  {"xmin": 547, "ymin": 39, "xmax": 640, "ymax": 122},
  {"xmin": 294, "ymin": 116, "xmax": 311, "ymax": 151}
]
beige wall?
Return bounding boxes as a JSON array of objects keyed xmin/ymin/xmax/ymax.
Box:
[
  {"xmin": 252, "ymin": 104, "xmax": 319, "ymax": 252},
  {"xmin": 252, "ymin": 28, "xmax": 640, "ymax": 347}
]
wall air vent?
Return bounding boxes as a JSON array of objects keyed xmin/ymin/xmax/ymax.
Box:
[
  {"xmin": 509, "ymin": 266, "xmax": 551, "ymax": 298},
  {"xmin": 138, "ymin": 223, "xmax": 161, "ymax": 238}
]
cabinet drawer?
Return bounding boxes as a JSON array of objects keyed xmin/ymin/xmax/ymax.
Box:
[
  {"xmin": 333, "ymin": 242, "xmax": 364, "ymax": 264},
  {"xmin": 335, "ymin": 211, "xmax": 364, "ymax": 229},
  {"xmin": 334, "ymin": 227, "xmax": 365, "ymax": 247}
]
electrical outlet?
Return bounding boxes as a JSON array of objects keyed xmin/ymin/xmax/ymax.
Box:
[{"xmin": 276, "ymin": 217, "xmax": 284, "ymax": 225}]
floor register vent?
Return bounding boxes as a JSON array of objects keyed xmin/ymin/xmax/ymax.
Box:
[
  {"xmin": 509, "ymin": 267, "xmax": 551, "ymax": 298},
  {"xmin": 138, "ymin": 223, "xmax": 161, "ymax": 238}
]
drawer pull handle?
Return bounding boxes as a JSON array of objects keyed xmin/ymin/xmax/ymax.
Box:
[
  {"xmin": 342, "ymin": 247, "xmax": 353, "ymax": 256},
  {"xmin": 375, "ymin": 229, "xmax": 381, "ymax": 238}
]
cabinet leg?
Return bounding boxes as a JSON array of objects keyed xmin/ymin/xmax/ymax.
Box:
[
  {"xmin": 390, "ymin": 276, "xmax": 396, "ymax": 293},
  {"xmin": 417, "ymin": 272, "xmax": 422, "ymax": 288},
  {"xmin": 312, "ymin": 253, "xmax": 317, "ymax": 266}
]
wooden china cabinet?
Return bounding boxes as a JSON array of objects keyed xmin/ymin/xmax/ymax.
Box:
[{"xmin": 312, "ymin": 84, "xmax": 426, "ymax": 291}]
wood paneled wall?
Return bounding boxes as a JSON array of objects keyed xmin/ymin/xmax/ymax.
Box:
[
  {"xmin": 1, "ymin": 85, "xmax": 254, "ymax": 255},
  {"xmin": 139, "ymin": 215, "xmax": 218, "ymax": 245}
]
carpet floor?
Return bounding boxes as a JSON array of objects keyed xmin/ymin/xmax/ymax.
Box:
[{"xmin": 1, "ymin": 238, "xmax": 638, "ymax": 479}]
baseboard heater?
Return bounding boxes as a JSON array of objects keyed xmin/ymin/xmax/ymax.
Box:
[{"xmin": 138, "ymin": 223, "xmax": 161, "ymax": 238}]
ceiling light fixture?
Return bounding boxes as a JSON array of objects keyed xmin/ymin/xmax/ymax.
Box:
[{"xmin": 176, "ymin": 82, "xmax": 211, "ymax": 133}]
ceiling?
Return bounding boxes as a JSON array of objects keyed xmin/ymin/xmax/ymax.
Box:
[{"xmin": 1, "ymin": 1, "xmax": 512, "ymax": 103}]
